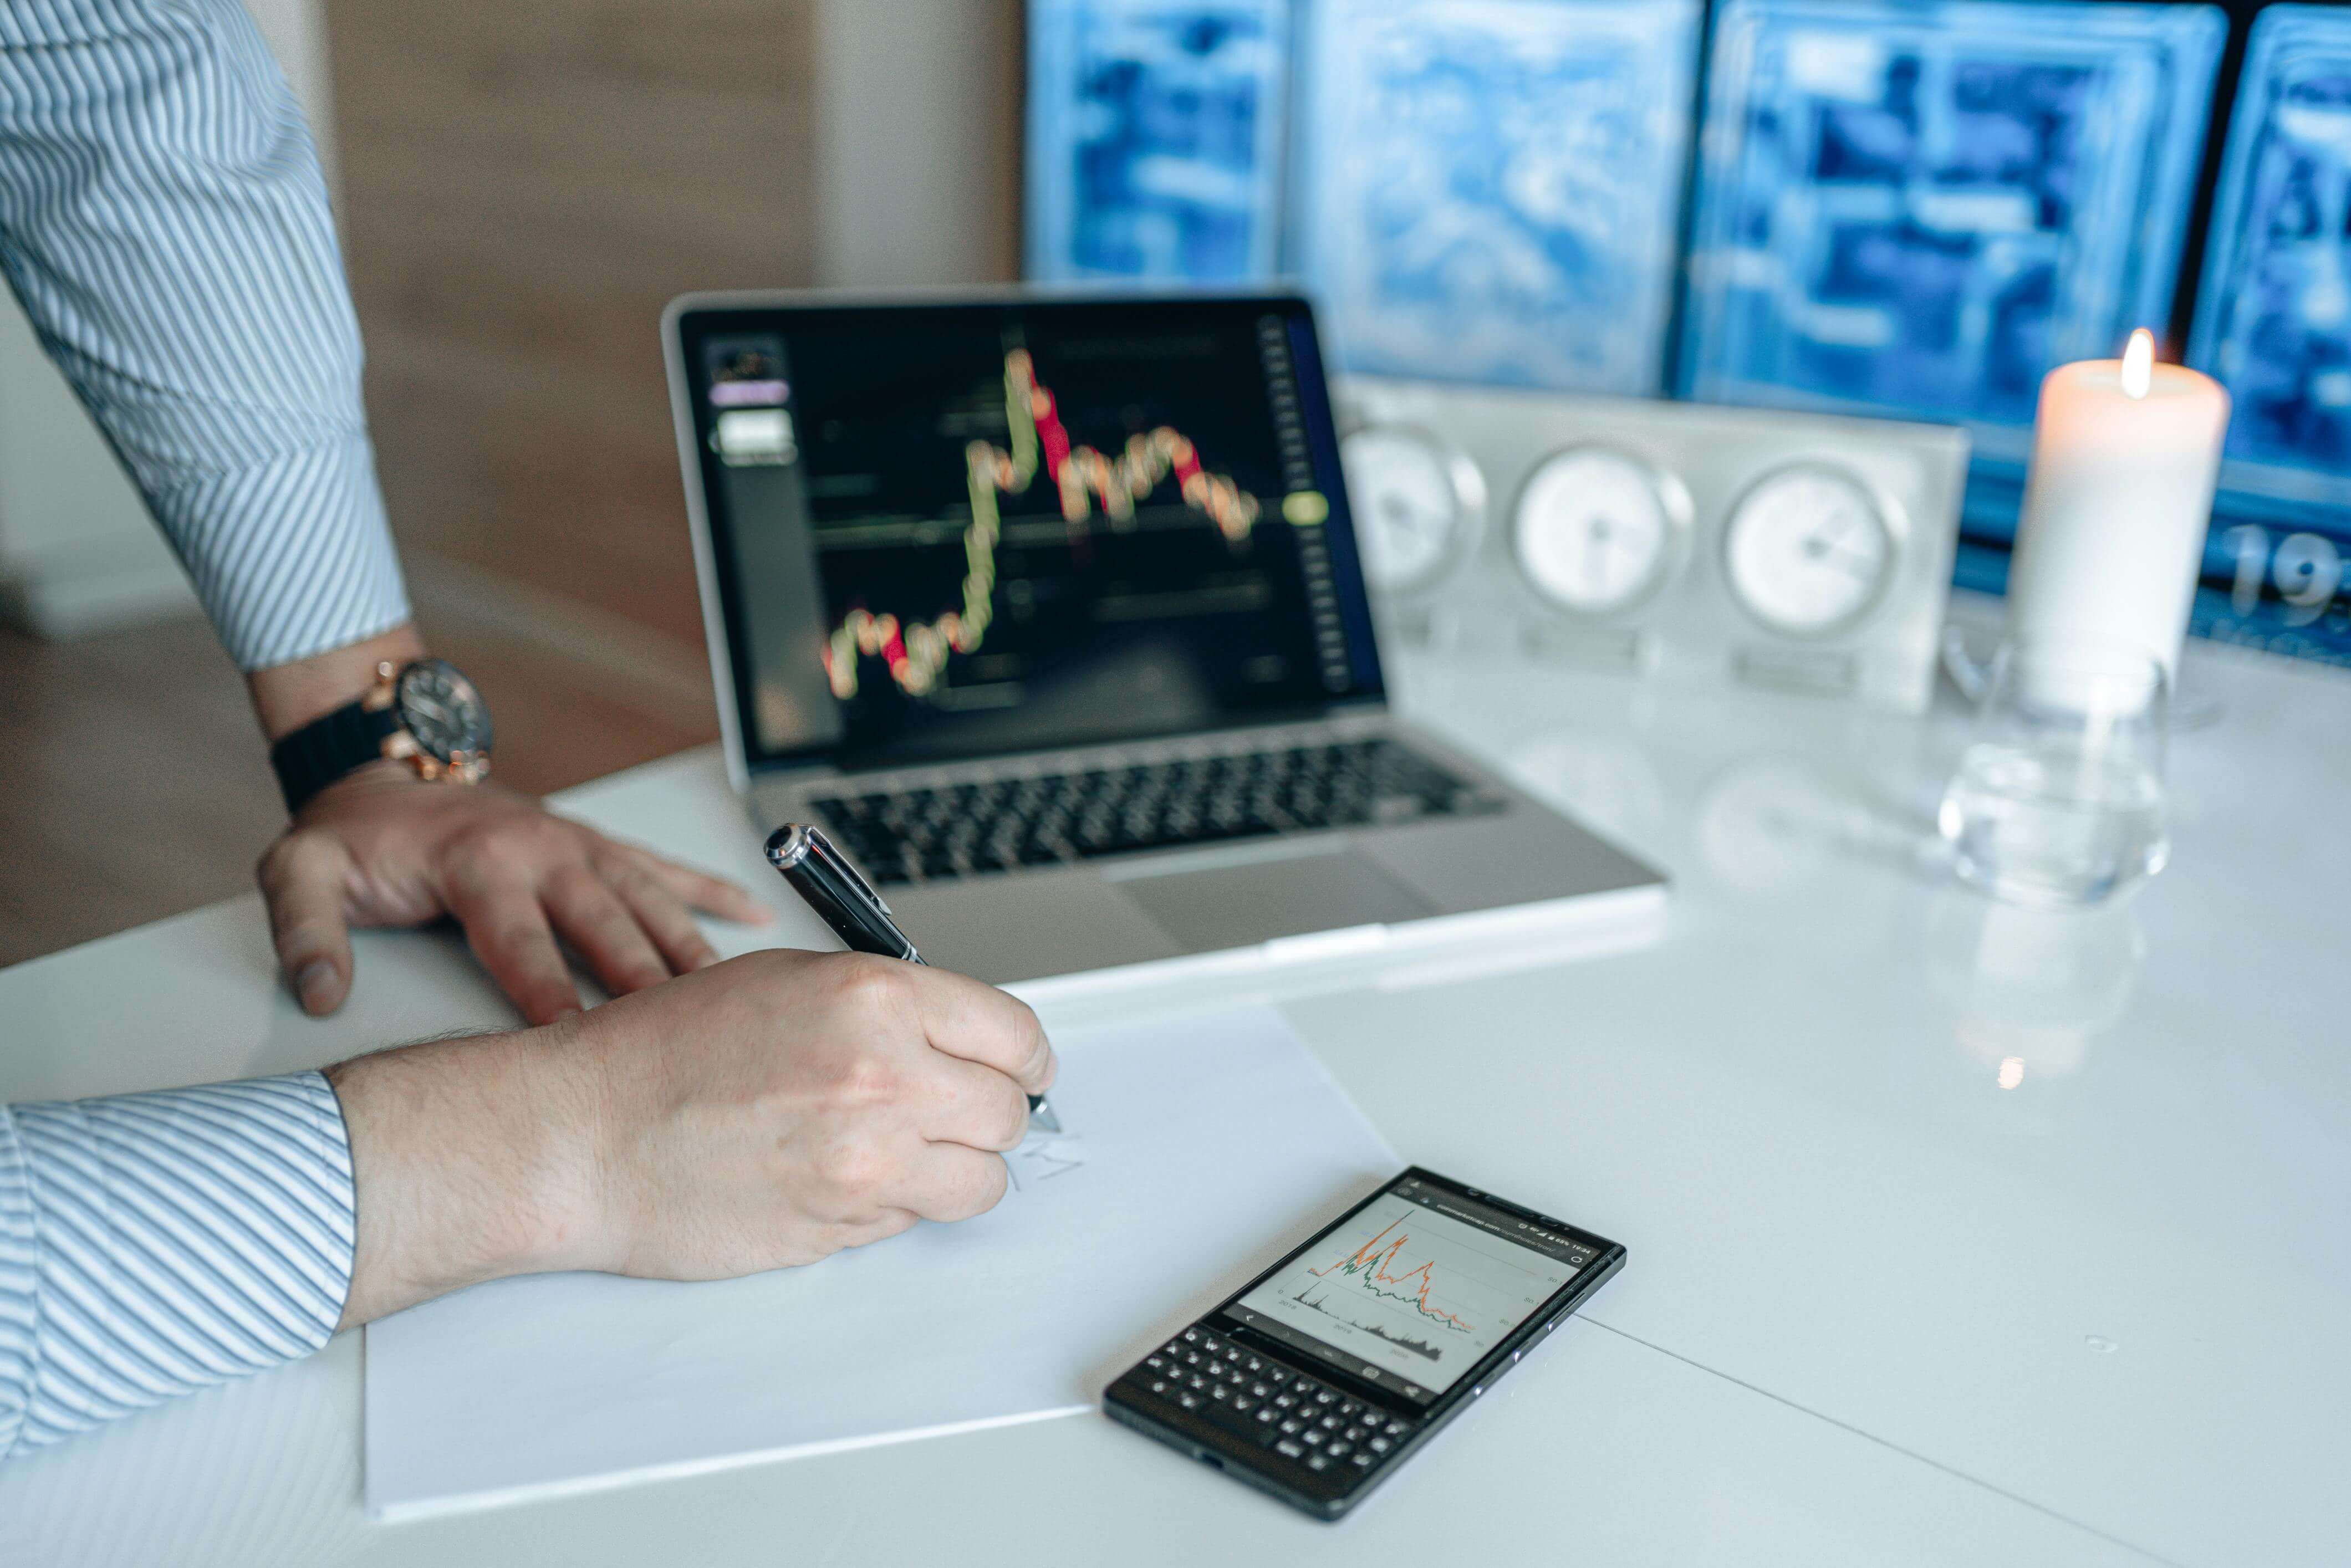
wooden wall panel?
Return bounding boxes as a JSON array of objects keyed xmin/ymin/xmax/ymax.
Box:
[{"xmin": 323, "ymin": 0, "xmax": 821, "ymax": 656}]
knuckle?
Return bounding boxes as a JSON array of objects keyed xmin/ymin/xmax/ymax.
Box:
[
  {"xmin": 543, "ymin": 861, "xmax": 594, "ymax": 898},
  {"xmin": 254, "ymin": 830, "xmax": 318, "ymax": 890},
  {"xmin": 830, "ymin": 1052, "xmax": 903, "ymax": 1110},
  {"xmin": 744, "ymin": 946, "xmax": 799, "ymax": 978},
  {"xmin": 992, "ymin": 1088, "xmax": 1031, "ymax": 1152},
  {"xmin": 547, "ymin": 819, "xmax": 598, "ymax": 859},
  {"xmin": 465, "ymin": 834, "xmax": 528, "ymax": 880},
  {"xmin": 995, "ymin": 994, "xmax": 1052, "ymax": 1074},
  {"xmin": 473, "ymin": 816, "xmax": 571, "ymax": 872},
  {"xmin": 970, "ymin": 1160, "xmax": 1010, "ymax": 1217},
  {"xmin": 444, "ymin": 852, "xmax": 497, "ymax": 901},
  {"xmin": 812, "ymin": 1136, "xmax": 895, "ymax": 1203},
  {"xmin": 826, "ymin": 952, "xmax": 904, "ymax": 1020}
]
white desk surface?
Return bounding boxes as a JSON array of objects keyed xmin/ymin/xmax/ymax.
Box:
[{"xmin": 3, "ymin": 628, "xmax": 2345, "ymax": 1567}]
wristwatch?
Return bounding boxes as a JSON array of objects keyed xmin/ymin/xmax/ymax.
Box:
[{"xmin": 269, "ymin": 657, "xmax": 495, "ymax": 814}]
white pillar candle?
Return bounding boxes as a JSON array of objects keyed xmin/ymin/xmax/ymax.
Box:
[{"xmin": 2005, "ymin": 330, "xmax": 2231, "ymax": 677}]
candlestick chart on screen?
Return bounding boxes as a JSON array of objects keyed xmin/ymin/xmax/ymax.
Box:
[{"xmin": 820, "ymin": 346, "xmax": 1266, "ymax": 704}]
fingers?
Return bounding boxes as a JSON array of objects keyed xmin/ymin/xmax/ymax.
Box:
[
  {"xmin": 834, "ymin": 1208, "xmax": 921, "ymax": 1253},
  {"xmin": 899, "ymin": 1142, "xmax": 1011, "ymax": 1223},
  {"xmin": 897, "ymin": 965, "xmax": 1058, "ymax": 1096},
  {"xmin": 257, "ymin": 831, "xmax": 358, "ymax": 1015},
  {"xmin": 543, "ymin": 865, "xmax": 671, "ymax": 998},
  {"xmin": 595, "ymin": 852, "xmax": 721, "ymax": 975},
  {"xmin": 629, "ymin": 847, "xmax": 773, "ymax": 926},
  {"xmin": 445, "ymin": 871, "xmax": 583, "ymax": 1024},
  {"xmin": 918, "ymin": 1054, "xmax": 1034, "ymax": 1153}
]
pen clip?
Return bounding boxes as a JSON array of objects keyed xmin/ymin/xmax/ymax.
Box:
[{"xmin": 804, "ymin": 825, "xmax": 893, "ymax": 916}]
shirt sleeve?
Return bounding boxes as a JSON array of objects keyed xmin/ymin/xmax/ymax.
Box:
[
  {"xmin": 0, "ymin": 1072, "xmax": 357, "ymax": 1460},
  {"xmin": 0, "ymin": 0, "xmax": 409, "ymax": 671}
]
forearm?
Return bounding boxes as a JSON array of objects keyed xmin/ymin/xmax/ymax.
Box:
[
  {"xmin": 0, "ymin": 951, "xmax": 1052, "ymax": 1457},
  {"xmin": 248, "ymin": 623, "xmax": 427, "ymax": 743},
  {"xmin": 325, "ymin": 1026, "xmax": 610, "ymax": 1328},
  {"xmin": 0, "ymin": 1076, "xmax": 356, "ymax": 1460},
  {"xmin": 0, "ymin": 1036, "xmax": 605, "ymax": 1460}
]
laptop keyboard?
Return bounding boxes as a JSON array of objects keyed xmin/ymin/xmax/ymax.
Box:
[{"xmin": 809, "ymin": 737, "xmax": 1500, "ymax": 886}]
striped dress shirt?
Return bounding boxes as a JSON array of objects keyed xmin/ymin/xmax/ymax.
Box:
[
  {"xmin": 0, "ymin": 0, "xmax": 410, "ymax": 669},
  {"xmin": 1, "ymin": 0, "xmax": 394, "ymax": 1456},
  {"xmin": 0, "ymin": 1079, "xmax": 356, "ymax": 1458}
]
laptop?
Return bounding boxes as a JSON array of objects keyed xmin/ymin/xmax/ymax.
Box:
[{"xmin": 663, "ymin": 289, "xmax": 1665, "ymax": 990}]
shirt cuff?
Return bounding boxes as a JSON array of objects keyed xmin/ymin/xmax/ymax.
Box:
[
  {"xmin": 148, "ymin": 433, "xmax": 413, "ymax": 672},
  {"xmin": 0, "ymin": 1072, "xmax": 356, "ymax": 1459}
]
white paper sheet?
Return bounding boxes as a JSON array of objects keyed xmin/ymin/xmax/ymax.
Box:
[{"xmin": 363, "ymin": 1005, "xmax": 1396, "ymax": 1519}]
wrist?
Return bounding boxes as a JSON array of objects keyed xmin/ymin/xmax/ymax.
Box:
[
  {"xmin": 298, "ymin": 756, "xmax": 450, "ymax": 813},
  {"xmin": 249, "ymin": 624, "xmax": 427, "ymax": 743},
  {"xmin": 328, "ymin": 1022, "xmax": 614, "ymax": 1327},
  {"xmin": 263, "ymin": 639, "xmax": 494, "ymax": 815}
]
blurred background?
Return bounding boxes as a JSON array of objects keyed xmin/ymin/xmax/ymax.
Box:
[{"xmin": 2, "ymin": 0, "xmax": 2345, "ymax": 963}]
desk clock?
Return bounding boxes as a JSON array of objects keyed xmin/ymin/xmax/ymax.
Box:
[{"xmin": 1338, "ymin": 378, "xmax": 1969, "ymax": 712}]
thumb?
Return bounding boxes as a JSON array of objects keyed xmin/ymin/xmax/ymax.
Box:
[{"xmin": 258, "ymin": 829, "xmax": 358, "ymax": 1015}]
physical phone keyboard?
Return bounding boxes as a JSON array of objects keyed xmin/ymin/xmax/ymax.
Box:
[{"xmin": 1126, "ymin": 1325, "xmax": 1416, "ymax": 1480}]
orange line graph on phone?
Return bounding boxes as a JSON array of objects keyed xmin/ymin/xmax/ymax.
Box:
[
  {"xmin": 823, "ymin": 348, "xmax": 1261, "ymax": 701},
  {"xmin": 1308, "ymin": 1217, "xmax": 1476, "ymax": 1334}
]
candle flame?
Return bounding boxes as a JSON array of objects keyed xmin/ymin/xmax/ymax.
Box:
[{"xmin": 2121, "ymin": 328, "xmax": 2155, "ymax": 400}]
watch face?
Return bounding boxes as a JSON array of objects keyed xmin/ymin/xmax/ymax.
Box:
[
  {"xmin": 1512, "ymin": 446, "xmax": 1688, "ymax": 616},
  {"xmin": 1722, "ymin": 465, "xmax": 1896, "ymax": 636},
  {"xmin": 1341, "ymin": 427, "xmax": 1483, "ymax": 595},
  {"xmin": 396, "ymin": 659, "xmax": 494, "ymax": 763}
]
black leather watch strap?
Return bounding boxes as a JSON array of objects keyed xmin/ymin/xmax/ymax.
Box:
[{"xmin": 270, "ymin": 698, "xmax": 403, "ymax": 815}]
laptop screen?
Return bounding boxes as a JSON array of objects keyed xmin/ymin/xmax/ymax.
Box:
[{"xmin": 672, "ymin": 294, "xmax": 1386, "ymax": 770}]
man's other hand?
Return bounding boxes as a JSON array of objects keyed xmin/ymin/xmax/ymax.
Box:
[
  {"xmin": 258, "ymin": 762, "xmax": 772, "ymax": 1024},
  {"xmin": 326, "ymin": 949, "xmax": 1059, "ymax": 1324}
]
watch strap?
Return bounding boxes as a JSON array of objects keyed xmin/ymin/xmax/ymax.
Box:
[{"xmin": 270, "ymin": 698, "xmax": 403, "ymax": 815}]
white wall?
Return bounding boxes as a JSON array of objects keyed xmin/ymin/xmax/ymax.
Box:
[
  {"xmin": 815, "ymin": 0, "xmax": 1022, "ymax": 288},
  {"xmin": 0, "ymin": 0, "xmax": 336, "ymax": 640}
]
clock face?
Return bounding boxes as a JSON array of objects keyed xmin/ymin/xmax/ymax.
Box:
[
  {"xmin": 1342, "ymin": 427, "xmax": 1481, "ymax": 595},
  {"xmin": 1723, "ymin": 466, "xmax": 1896, "ymax": 636},
  {"xmin": 1512, "ymin": 446, "xmax": 1687, "ymax": 615},
  {"xmin": 397, "ymin": 659, "xmax": 494, "ymax": 763}
]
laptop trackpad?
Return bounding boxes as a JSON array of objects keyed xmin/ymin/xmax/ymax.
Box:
[{"xmin": 1114, "ymin": 842, "xmax": 1435, "ymax": 953}]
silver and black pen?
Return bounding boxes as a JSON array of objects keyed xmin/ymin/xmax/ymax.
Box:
[{"xmin": 765, "ymin": 824, "xmax": 1060, "ymax": 1133}]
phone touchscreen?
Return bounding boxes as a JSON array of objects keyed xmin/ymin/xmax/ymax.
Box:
[{"xmin": 1224, "ymin": 1174, "xmax": 1602, "ymax": 1403}]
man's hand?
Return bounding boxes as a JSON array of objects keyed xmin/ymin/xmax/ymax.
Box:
[
  {"xmin": 246, "ymin": 622, "xmax": 771, "ymax": 1024},
  {"xmin": 325, "ymin": 949, "xmax": 1058, "ymax": 1325},
  {"xmin": 258, "ymin": 762, "xmax": 772, "ymax": 1024}
]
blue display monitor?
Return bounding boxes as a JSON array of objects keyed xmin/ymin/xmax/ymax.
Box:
[
  {"xmin": 1292, "ymin": 0, "xmax": 1701, "ymax": 394},
  {"xmin": 1681, "ymin": 0, "xmax": 2226, "ymax": 528},
  {"xmin": 2186, "ymin": 6, "xmax": 2351, "ymax": 668},
  {"xmin": 1024, "ymin": 0, "xmax": 1292, "ymax": 285}
]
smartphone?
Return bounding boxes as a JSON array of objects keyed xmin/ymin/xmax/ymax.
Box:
[{"xmin": 1102, "ymin": 1167, "xmax": 1625, "ymax": 1520}]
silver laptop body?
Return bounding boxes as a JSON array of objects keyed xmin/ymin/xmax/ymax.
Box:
[{"xmin": 664, "ymin": 288, "xmax": 1665, "ymax": 993}]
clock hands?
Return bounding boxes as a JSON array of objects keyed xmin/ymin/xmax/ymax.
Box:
[{"xmin": 1802, "ymin": 528, "xmax": 1880, "ymax": 575}]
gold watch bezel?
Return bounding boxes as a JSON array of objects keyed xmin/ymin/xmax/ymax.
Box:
[{"xmin": 369, "ymin": 660, "xmax": 493, "ymax": 786}]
